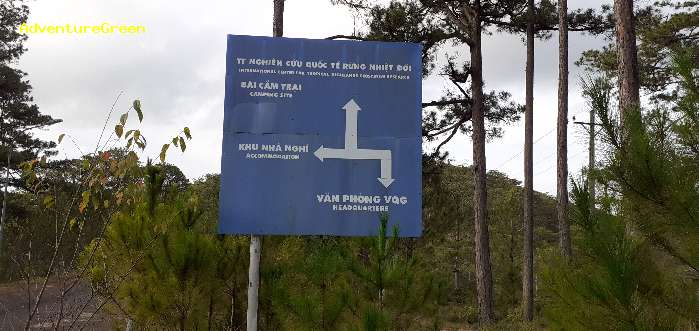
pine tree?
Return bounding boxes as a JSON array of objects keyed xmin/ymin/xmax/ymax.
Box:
[
  {"xmin": 272, "ymin": 237, "xmax": 350, "ymax": 330},
  {"xmin": 556, "ymin": 0, "xmax": 572, "ymax": 259},
  {"xmin": 333, "ymin": 1, "xmax": 612, "ymax": 323},
  {"xmin": 541, "ymin": 50, "xmax": 699, "ymax": 330},
  {"xmin": 333, "ymin": 1, "xmax": 524, "ymax": 159},
  {"xmin": 0, "ymin": 0, "xmax": 61, "ymax": 188},
  {"xmin": 1, "ymin": 0, "xmax": 60, "ymax": 254},
  {"xmin": 578, "ymin": 2, "xmax": 698, "ymax": 103},
  {"xmin": 83, "ymin": 165, "xmax": 248, "ymax": 330},
  {"xmin": 522, "ymin": 0, "xmax": 535, "ymax": 321},
  {"xmin": 347, "ymin": 214, "xmax": 444, "ymax": 331},
  {"xmin": 613, "ymin": 0, "xmax": 640, "ymax": 136}
]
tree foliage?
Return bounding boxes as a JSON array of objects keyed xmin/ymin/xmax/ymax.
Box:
[
  {"xmin": 578, "ymin": 1, "xmax": 699, "ymax": 102},
  {"xmin": 83, "ymin": 165, "xmax": 248, "ymax": 330},
  {"xmin": 542, "ymin": 49, "xmax": 699, "ymax": 330},
  {"xmin": 0, "ymin": 0, "xmax": 61, "ymax": 189}
]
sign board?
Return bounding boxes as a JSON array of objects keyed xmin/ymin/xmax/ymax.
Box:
[{"xmin": 219, "ymin": 35, "xmax": 422, "ymax": 237}]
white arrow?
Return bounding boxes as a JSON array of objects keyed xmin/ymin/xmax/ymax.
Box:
[
  {"xmin": 378, "ymin": 158, "xmax": 394, "ymax": 188},
  {"xmin": 314, "ymin": 99, "xmax": 396, "ymax": 188},
  {"xmin": 314, "ymin": 146, "xmax": 394, "ymax": 188},
  {"xmin": 343, "ymin": 99, "xmax": 360, "ymax": 150},
  {"xmin": 314, "ymin": 146, "xmax": 390, "ymax": 161}
]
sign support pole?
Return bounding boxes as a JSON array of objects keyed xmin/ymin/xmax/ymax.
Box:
[
  {"xmin": 246, "ymin": 234, "xmax": 261, "ymax": 331},
  {"xmin": 246, "ymin": 3, "xmax": 283, "ymax": 330}
]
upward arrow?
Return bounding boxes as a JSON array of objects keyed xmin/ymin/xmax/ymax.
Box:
[
  {"xmin": 343, "ymin": 99, "xmax": 361, "ymax": 150},
  {"xmin": 314, "ymin": 99, "xmax": 395, "ymax": 188}
]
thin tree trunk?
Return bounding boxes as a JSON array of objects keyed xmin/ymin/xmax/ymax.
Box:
[
  {"xmin": 589, "ymin": 105, "xmax": 596, "ymax": 206},
  {"xmin": 26, "ymin": 233, "xmax": 32, "ymax": 318},
  {"xmin": 55, "ymin": 270, "xmax": 65, "ymax": 331},
  {"xmin": 0, "ymin": 150, "xmax": 9, "ymax": 249},
  {"xmin": 557, "ymin": 0, "xmax": 572, "ymax": 259},
  {"xmin": 230, "ymin": 288, "xmax": 236, "ymax": 330},
  {"xmin": 470, "ymin": 0, "xmax": 495, "ymax": 324},
  {"xmin": 614, "ymin": 0, "xmax": 640, "ymax": 133},
  {"xmin": 522, "ymin": 0, "xmax": 535, "ymax": 322},
  {"xmin": 208, "ymin": 295, "xmax": 214, "ymax": 331},
  {"xmin": 273, "ymin": 0, "xmax": 285, "ymax": 38},
  {"xmin": 0, "ymin": 103, "xmax": 9, "ymax": 250},
  {"xmin": 509, "ymin": 215, "xmax": 516, "ymax": 307}
]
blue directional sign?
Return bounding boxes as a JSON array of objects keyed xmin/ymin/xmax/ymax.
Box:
[{"xmin": 219, "ymin": 35, "xmax": 422, "ymax": 237}]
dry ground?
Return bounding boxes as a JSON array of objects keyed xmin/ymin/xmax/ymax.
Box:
[{"xmin": 0, "ymin": 278, "xmax": 114, "ymax": 330}]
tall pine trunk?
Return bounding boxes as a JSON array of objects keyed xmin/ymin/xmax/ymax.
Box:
[
  {"xmin": 0, "ymin": 151, "xmax": 8, "ymax": 250},
  {"xmin": 273, "ymin": 0, "xmax": 285, "ymax": 37},
  {"xmin": 614, "ymin": 0, "xmax": 640, "ymax": 132},
  {"xmin": 557, "ymin": 0, "xmax": 572, "ymax": 258},
  {"xmin": 0, "ymin": 109, "xmax": 8, "ymax": 249},
  {"xmin": 522, "ymin": 0, "xmax": 535, "ymax": 322},
  {"xmin": 470, "ymin": 0, "xmax": 495, "ymax": 324}
]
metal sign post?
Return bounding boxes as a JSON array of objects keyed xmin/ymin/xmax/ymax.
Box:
[
  {"xmin": 246, "ymin": 235, "xmax": 261, "ymax": 331},
  {"xmin": 245, "ymin": 7, "xmax": 285, "ymax": 328}
]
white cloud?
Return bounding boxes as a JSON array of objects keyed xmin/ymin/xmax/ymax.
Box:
[{"xmin": 20, "ymin": 0, "xmax": 609, "ymax": 193}]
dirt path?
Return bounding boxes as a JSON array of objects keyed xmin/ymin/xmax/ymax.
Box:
[{"xmin": 0, "ymin": 278, "xmax": 114, "ymax": 330}]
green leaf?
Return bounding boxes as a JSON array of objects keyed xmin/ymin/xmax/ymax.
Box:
[
  {"xmin": 58, "ymin": 134, "xmax": 65, "ymax": 144},
  {"xmin": 127, "ymin": 151, "xmax": 138, "ymax": 162},
  {"xmin": 136, "ymin": 141, "xmax": 145, "ymax": 150},
  {"xmin": 79, "ymin": 191, "xmax": 90, "ymax": 214},
  {"xmin": 26, "ymin": 172, "xmax": 36, "ymax": 185},
  {"xmin": 133, "ymin": 99, "xmax": 143, "ymax": 122},
  {"xmin": 43, "ymin": 196, "xmax": 54, "ymax": 208},
  {"xmin": 172, "ymin": 137, "xmax": 178, "ymax": 147},
  {"xmin": 183, "ymin": 127, "xmax": 192, "ymax": 139},
  {"xmin": 125, "ymin": 130, "xmax": 135, "ymax": 138},
  {"xmin": 119, "ymin": 113, "xmax": 128, "ymax": 125},
  {"xmin": 91, "ymin": 194, "xmax": 100, "ymax": 211},
  {"xmin": 115, "ymin": 124, "xmax": 124, "ymax": 138},
  {"xmin": 179, "ymin": 137, "xmax": 186, "ymax": 152},
  {"xmin": 160, "ymin": 144, "xmax": 169, "ymax": 163}
]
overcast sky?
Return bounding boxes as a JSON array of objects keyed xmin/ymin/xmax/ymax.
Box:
[{"xmin": 19, "ymin": 0, "xmax": 611, "ymax": 196}]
